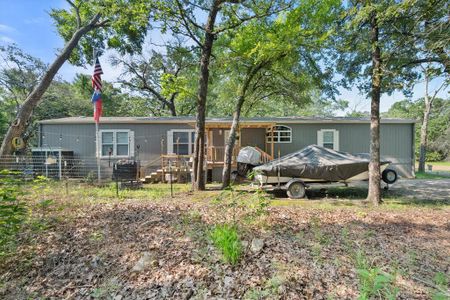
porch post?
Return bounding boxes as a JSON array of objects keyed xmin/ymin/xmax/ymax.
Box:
[{"xmin": 271, "ymin": 124, "xmax": 275, "ymax": 158}]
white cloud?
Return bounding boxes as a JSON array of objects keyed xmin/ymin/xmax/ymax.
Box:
[{"xmin": 0, "ymin": 24, "xmax": 16, "ymax": 33}]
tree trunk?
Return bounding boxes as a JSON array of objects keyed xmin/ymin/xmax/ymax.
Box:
[
  {"xmin": 169, "ymin": 93, "xmax": 177, "ymax": 117},
  {"xmin": 367, "ymin": 10, "xmax": 382, "ymax": 205},
  {"xmin": 0, "ymin": 14, "xmax": 101, "ymax": 156},
  {"xmin": 418, "ymin": 72, "xmax": 432, "ymax": 172},
  {"xmin": 222, "ymin": 95, "xmax": 244, "ymax": 188},
  {"xmin": 192, "ymin": 1, "xmax": 220, "ymax": 191},
  {"xmin": 222, "ymin": 63, "xmax": 266, "ymax": 188}
]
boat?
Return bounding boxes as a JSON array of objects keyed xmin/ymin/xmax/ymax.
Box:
[{"xmin": 251, "ymin": 145, "xmax": 398, "ymax": 198}]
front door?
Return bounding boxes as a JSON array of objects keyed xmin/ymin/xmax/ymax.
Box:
[{"xmin": 240, "ymin": 128, "xmax": 266, "ymax": 150}]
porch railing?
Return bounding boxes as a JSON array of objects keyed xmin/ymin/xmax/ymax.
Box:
[
  {"xmin": 206, "ymin": 146, "xmax": 240, "ymax": 164},
  {"xmin": 206, "ymin": 145, "xmax": 273, "ymax": 164}
]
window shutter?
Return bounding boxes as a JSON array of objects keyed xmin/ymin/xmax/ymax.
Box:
[
  {"xmin": 334, "ymin": 130, "xmax": 339, "ymax": 151},
  {"xmin": 129, "ymin": 131, "xmax": 135, "ymax": 157},
  {"xmin": 167, "ymin": 130, "xmax": 173, "ymax": 154},
  {"xmin": 317, "ymin": 130, "xmax": 323, "ymax": 147}
]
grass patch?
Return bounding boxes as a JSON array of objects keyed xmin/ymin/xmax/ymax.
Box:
[
  {"xmin": 210, "ymin": 224, "xmax": 242, "ymax": 265},
  {"xmin": 415, "ymin": 172, "xmax": 450, "ymax": 179},
  {"xmin": 355, "ymin": 250, "xmax": 399, "ymax": 300},
  {"xmin": 423, "ymin": 161, "xmax": 450, "ymax": 167},
  {"xmin": 24, "ymin": 181, "xmax": 191, "ymax": 205}
]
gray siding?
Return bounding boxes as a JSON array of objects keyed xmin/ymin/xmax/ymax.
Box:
[
  {"xmin": 40, "ymin": 123, "xmax": 193, "ymax": 170},
  {"xmin": 39, "ymin": 121, "xmax": 415, "ymax": 179},
  {"xmin": 272, "ymin": 123, "xmax": 414, "ymax": 177}
]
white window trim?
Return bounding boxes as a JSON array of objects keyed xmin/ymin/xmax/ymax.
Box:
[
  {"xmin": 317, "ymin": 129, "xmax": 339, "ymax": 151},
  {"xmin": 167, "ymin": 129, "xmax": 196, "ymax": 155},
  {"xmin": 266, "ymin": 125, "xmax": 292, "ymax": 144},
  {"xmin": 98, "ymin": 129, "xmax": 134, "ymax": 158}
]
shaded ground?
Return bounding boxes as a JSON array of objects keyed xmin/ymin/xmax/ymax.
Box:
[
  {"xmin": 0, "ymin": 182, "xmax": 449, "ymax": 299},
  {"xmin": 389, "ymin": 179, "xmax": 450, "ymax": 201}
]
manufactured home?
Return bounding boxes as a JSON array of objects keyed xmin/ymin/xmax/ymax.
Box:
[{"xmin": 36, "ymin": 116, "xmax": 416, "ymax": 181}]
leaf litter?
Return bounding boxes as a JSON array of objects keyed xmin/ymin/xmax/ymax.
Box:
[{"xmin": 0, "ymin": 186, "xmax": 449, "ymax": 299}]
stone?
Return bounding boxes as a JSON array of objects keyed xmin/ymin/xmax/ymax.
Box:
[
  {"xmin": 224, "ymin": 276, "xmax": 234, "ymax": 288},
  {"xmin": 131, "ymin": 252, "xmax": 152, "ymax": 272},
  {"xmin": 241, "ymin": 240, "xmax": 249, "ymax": 249},
  {"xmin": 250, "ymin": 239, "xmax": 264, "ymax": 253},
  {"xmin": 91, "ymin": 255, "xmax": 101, "ymax": 268}
]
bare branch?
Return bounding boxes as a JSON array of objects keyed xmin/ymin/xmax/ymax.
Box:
[{"xmin": 174, "ymin": 0, "xmax": 203, "ymax": 47}]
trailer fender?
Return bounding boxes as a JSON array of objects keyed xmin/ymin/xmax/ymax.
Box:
[{"xmin": 283, "ymin": 178, "xmax": 308, "ymax": 190}]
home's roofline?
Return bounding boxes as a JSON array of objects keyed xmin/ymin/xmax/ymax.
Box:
[{"xmin": 38, "ymin": 116, "xmax": 417, "ymax": 125}]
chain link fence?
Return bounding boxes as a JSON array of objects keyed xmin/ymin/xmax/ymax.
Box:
[{"xmin": 0, "ymin": 154, "xmax": 161, "ymax": 182}]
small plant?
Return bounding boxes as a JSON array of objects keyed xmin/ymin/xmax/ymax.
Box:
[
  {"xmin": 244, "ymin": 275, "xmax": 285, "ymax": 299},
  {"xmin": 84, "ymin": 171, "xmax": 97, "ymax": 185},
  {"xmin": 355, "ymin": 250, "xmax": 399, "ymax": 300},
  {"xmin": 310, "ymin": 217, "xmax": 331, "ymax": 246},
  {"xmin": 210, "ymin": 223, "xmax": 242, "ymax": 265},
  {"xmin": 431, "ymin": 272, "xmax": 449, "ymax": 300},
  {"xmin": 0, "ymin": 170, "xmax": 27, "ymax": 256}
]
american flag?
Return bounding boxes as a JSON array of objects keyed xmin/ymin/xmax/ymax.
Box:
[
  {"xmin": 91, "ymin": 58, "xmax": 103, "ymax": 91},
  {"xmin": 91, "ymin": 58, "xmax": 103, "ymax": 123}
]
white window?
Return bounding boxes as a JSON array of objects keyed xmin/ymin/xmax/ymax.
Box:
[
  {"xmin": 167, "ymin": 129, "xmax": 196, "ymax": 155},
  {"xmin": 266, "ymin": 125, "xmax": 292, "ymax": 143},
  {"xmin": 99, "ymin": 130, "xmax": 134, "ymax": 158},
  {"xmin": 317, "ymin": 129, "xmax": 339, "ymax": 150}
]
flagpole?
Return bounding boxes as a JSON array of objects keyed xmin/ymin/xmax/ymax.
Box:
[
  {"xmin": 93, "ymin": 48, "xmax": 101, "ymax": 184},
  {"xmin": 96, "ymin": 121, "xmax": 100, "ymax": 184}
]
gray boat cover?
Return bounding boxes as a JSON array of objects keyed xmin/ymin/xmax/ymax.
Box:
[
  {"xmin": 237, "ymin": 146, "xmax": 261, "ymax": 165},
  {"xmin": 253, "ymin": 145, "xmax": 390, "ymax": 181}
]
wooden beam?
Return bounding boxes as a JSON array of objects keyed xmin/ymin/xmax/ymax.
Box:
[{"xmin": 271, "ymin": 125, "xmax": 274, "ymax": 158}]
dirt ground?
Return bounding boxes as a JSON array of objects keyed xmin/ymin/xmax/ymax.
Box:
[
  {"xmin": 1, "ymin": 182, "xmax": 449, "ymax": 299},
  {"xmin": 351, "ymin": 179, "xmax": 450, "ymax": 201}
]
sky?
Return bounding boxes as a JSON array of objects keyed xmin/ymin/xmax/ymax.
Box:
[{"xmin": 0, "ymin": 0, "xmax": 448, "ymax": 115}]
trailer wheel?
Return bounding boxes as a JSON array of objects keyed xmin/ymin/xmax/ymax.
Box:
[
  {"xmin": 287, "ymin": 182, "xmax": 306, "ymax": 199},
  {"xmin": 382, "ymin": 169, "xmax": 397, "ymax": 184}
]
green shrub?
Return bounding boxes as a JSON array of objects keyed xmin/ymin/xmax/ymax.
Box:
[
  {"xmin": 0, "ymin": 170, "xmax": 27, "ymax": 256},
  {"xmin": 425, "ymin": 151, "xmax": 445, "ymax": 162},
  {"xmin": 210, "ymin": 224, "xmax": 242, "ymax": 265}
]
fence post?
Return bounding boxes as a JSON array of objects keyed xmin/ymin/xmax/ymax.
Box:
[{"xmin": 58, "ymin": 151, "xmax": 62, "ymax": 180}]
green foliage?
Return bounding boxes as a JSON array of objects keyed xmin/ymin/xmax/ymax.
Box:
[
  {"xmin": 209, "ymin": 0, "xmax": 341, "ymax": 117},
  {"xmin": 0, "ymin": 170, "xmax": 27, "ymax": 256},
  {"xmin": 432, "ymin": 272, "xmax": 449, "ymax": 300},
  {"xmin": 334, "ymin": 1, "xmax": 430, "ymax": 97},
  {"xmin": 212, "ymin": 186, "xmax": 269, "ymax": 226},
  {"xmin": 384, "ymin": 97, "xmax": 450, "ymax": 160},
  {"xmin": 50, "ymin": 0, "xmax": 152, "ymax": 66},
  {"xmin": 209, "ymin": 223, "xmax": 242, "ymax": 265},
  {"xmin": 84, "ymin": 171, "xmax": 97, "ymax": 185},
  {"xmin": 111, "ymin": 43, "xmax": 198, "ymax": 116},
  {"xmin": 355, "ymin": 250, "xmax": 399, "ymax": 300},
  {"xmin": 425, "ymin": 151, "xmax": 445, "ymax": 162}
]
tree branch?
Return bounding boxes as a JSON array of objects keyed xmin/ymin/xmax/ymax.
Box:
[
  {"xmin": 66, "ymin": 0, "xmax": 81, "ymax": 28},
  {"xmin": 174, "ymin": 0, "xmax": 203, "ymax": 47}
]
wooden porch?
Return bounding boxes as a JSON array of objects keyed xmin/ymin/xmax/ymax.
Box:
[
  {"xmin": 205, "ymin": 122, "xmax": 277, "ymax": 162},
  {"xmin": 143, "ymin": 122, "xmax": 277, "ymax": 183}
]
